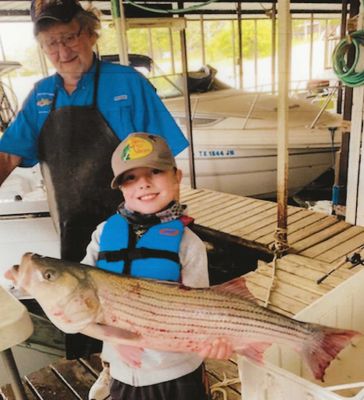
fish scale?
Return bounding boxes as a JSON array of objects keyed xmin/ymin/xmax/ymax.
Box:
[{"xmin": 6, "ymin": 253, "xmax": 361, "ymax": 382}]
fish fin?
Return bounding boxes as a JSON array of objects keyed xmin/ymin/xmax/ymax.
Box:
[
  {"xmin": 210, "ymin": 276, "xmax": 257, "ymax": 302},
  {"xmin": 236, "ymin": 342, "xmax": 271, "ymax": 364},
  {"xmin": 112, "ymin": 343, "xmax": 144, "ymax": 368},
  {"xmin": 81, "ymin": 323, "xmax": 141, "ymax": 344},
  {"xmin": 302, "ymin": 326, "xmax": 361, "ymax": 382}
]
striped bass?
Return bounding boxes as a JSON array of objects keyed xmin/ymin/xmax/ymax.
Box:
[{"xmin": 5, "ymin": 253, "xmax": 360, "ymax": 381}]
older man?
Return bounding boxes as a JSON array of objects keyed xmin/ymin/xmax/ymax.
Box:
[
  {"xmin": 0, "ymin": 0, "xmax": 188, "ymax": 358},
  {"xmin": 0, "ymin": 0, "xmax": 188, "ymax": 261}
]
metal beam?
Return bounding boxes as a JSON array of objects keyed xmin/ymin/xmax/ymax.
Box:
[{"xmin": 0, "ymin": 9, "xmax": 344, "ymax": 17}]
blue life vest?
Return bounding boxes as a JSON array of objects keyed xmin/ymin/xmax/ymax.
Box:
[{"xmin": 97, "ymin": 214, "xmax": 183, "ymax": 281}]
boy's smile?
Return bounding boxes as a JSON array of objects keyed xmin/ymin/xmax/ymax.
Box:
[{"xmin": 120, "ymin": 167, "xmax": 182, "ymax": 214}]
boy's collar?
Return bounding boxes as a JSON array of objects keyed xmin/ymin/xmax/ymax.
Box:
[{"xmin": 117, "ymin": 201, "xmax": 187, "ymax": 227}]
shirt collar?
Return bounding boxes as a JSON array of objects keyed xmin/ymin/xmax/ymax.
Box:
[{"xmin": 54, "ymin": 54, "xmax": 98, "ymax": 90}]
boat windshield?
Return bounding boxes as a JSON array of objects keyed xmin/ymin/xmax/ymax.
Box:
[{"xmin": 150, "ymin": 69, "xmax": 231, "ymax": 99}]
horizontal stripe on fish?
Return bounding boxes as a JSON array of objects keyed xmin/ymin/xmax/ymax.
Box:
[{"xmin": 98, "ymin": 284, "xmax": 309, "ymax": 334}]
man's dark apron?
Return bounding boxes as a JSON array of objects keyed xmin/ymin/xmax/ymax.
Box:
[{"xmin": 38, "ymin": 60, "xmax": 121, "ymax": 358}]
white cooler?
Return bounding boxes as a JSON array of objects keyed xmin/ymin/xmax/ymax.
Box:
[{"xmin": 239, "ymin": 268, "xmax": 364, "ymax": 400}]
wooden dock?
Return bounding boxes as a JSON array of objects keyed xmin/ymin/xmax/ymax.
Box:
[
  {"xmin": 180, "ymin": 185, "xmax": 364, "ymax": 315},
  {"xmin": 3, "ymin": 186, "xmax": 364, "ymax": 400},
  {"xmin": 180, "ymin": 186, "xmax": 364, "ymax": 263},
  {"xmin": 0, "ymin": 355, "xmax": 241, "ymax": 400}
]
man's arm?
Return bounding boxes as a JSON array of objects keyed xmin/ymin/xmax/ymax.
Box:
[{"xmin": 0, "ymin": 152, "xmax": 21, "ymax": 186}]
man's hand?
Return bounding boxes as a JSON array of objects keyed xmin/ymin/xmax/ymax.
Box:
[
  {"xmin": 198, "ymin": 338, "xmax": 234, "ymax": 360},
  {"xmin": 0, "ymin": 152, "xmax": 21, "ymax": 186}
]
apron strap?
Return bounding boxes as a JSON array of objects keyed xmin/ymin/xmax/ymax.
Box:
[{"xmin": 93, "ymin": 58, "xmax": 100, "ymax": 107}]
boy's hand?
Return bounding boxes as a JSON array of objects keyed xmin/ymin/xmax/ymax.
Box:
[{"xmin": 198, "ymin": 338, "xmax": 233, "ymax": 360}]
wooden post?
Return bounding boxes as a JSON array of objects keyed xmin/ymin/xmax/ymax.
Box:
[
  {"xmin": 309, "ymin": 13, "xmax": 314, "ymax": 82},
  {"xmin": 254, "ymin": 19, "xmax": 258, "ymax": 90},
  {"xmin": 178, "ymin": 1, "xmax": 197, "ymax": 188},
  {"xmin": 200, "ymin": 15, "xmax": 206, "ymax": 66},
  {"xmin": 232, "ymin": 20, "xmax": 237, "ymax": 87},
  {"xmin": 276, "ymin": 0, "xmax": 291, "ymax": 252},
  {"xmin": 271, "ymin": 1, "xmax": 277, "ymax": 94},
  {"xmin": 346, "ymin": 0, "xmax": 364, "ymax": 225},
  {"xmin": 237, "ymin": 2, "xmax": 243, "ymax": 89},
  {"xmin": 168, "ymin": 28, "xmax": 176, "ymax": 74},
  {"xmin": 337, "ymin": 0, "xmax": 349, "ymax": 115},
  {"xmin": 111, "ymin": 0, "xmax": 128, "ymax": 65}
]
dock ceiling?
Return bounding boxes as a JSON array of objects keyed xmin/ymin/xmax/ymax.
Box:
[{"xmin": 0, "ymin": 1, "xmax": 348, "ymax": 22}]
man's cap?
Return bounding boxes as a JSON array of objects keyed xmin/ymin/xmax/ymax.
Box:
[
  {"xmin": 30, "ymin": 0, "xmax": 83, "ymax": 24},
  {"xmin": 111, "ymin": 133, "xmax": 176, "ymax": 189}
]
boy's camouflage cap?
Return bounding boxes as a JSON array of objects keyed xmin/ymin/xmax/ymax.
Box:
[{"xmin": 111, "ymin": 133, "xmax": 176, "ymax": 189}]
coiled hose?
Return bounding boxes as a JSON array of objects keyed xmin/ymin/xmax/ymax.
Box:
[{"xmin": 332, "ymin": 30, "xmax": 364, "ymax": 87}]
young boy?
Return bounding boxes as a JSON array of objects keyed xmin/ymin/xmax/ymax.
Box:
[{"xmin": 82, "ymin": 132, "xmax": 232, "ymax": 400}]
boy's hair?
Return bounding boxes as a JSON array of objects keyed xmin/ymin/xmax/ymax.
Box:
[{"xmin": 111, "ymin": 133, "xmax": 177, "ymax": 189}]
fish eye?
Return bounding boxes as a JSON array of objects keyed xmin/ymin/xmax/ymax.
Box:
[{"xmin": 42, "ymin": 269, "xmax": 59, "ymax": 281}]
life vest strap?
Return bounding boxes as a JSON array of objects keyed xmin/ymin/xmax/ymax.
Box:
[{"xmin": 98, "ymin": 247, "xmax": 180, "ymax": 263}]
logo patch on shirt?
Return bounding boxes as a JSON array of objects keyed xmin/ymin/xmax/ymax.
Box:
[
  {"xmin": 159, "ymin": 228, "xmax": 180, "ymax": 237},
  {"xmin": 114, "ymin": 94, "xmax": 128, "ymax": 102},
  {"xmin": 37, "ymin": 98, "xmax": 53, "ymax": 107}
]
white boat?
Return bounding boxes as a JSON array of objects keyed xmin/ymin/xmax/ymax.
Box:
[{"xmin": 156, "ymin": 67, "xmax": 342, "ymax": 199}]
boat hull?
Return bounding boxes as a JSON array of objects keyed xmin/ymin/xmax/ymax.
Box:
[{"xmin": 177, "ymin": 146, "xmax": 337, "ymax": 199}]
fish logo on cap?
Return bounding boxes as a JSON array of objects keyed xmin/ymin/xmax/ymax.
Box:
[{"xmin": 121, "ymin": 137, "xmax": 153, "ymax": 161}]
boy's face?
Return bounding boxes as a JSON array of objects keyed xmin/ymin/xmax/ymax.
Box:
[{"xmin": 120, "ymin": 167, "xmax": 182, "ymax": 214}]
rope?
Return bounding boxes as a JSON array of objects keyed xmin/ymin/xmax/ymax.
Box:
[
  {"xmin": 264, "ymin": 254, "xmax": 278, "ymax": 307},
  {"xmin": 265, "ymin": 227, "xmax": 288, "ymax": 307},
  {"xmin": 332, "ymin": 29, "xmax": 364, "ymax": 87},
  {"xmin": 270, "ymin": 227, "xmax": 289, "ymax": 255},
  {"xmin": 124, "ymin": 0, "xmax": 219, "ymax": 14}
]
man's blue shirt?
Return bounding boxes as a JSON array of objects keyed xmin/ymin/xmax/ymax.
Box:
[{"xmin": 0, "ymin": 59, "xmax": 188, "ymax": 167}]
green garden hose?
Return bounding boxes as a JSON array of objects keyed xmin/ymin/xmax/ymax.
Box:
[
  {"xmin": 125, "ymin": 0, "xmax": 219, "ymax": 14},
  {"xmin": 332, "ymin": 29, "xmax": 364, "ymax": 87}
]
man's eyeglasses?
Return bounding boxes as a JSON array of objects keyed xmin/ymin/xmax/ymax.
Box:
[{"xmin": 40, "ymin": 27, "xmax": 83, "ymax": 54}]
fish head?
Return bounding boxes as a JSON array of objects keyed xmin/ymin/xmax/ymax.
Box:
[{"xmin": 5, "ymin": 253, "xmax": 100, "ymax": 333}]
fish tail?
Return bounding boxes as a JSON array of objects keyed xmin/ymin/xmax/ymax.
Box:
[{"xmin": 303, "ymin": 326, "xmax": 360, "ymax": 382}]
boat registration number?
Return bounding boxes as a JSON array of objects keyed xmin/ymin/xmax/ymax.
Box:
[{"xmin": 198, "ymin": 149, "xmax": 235, "ymax": 157}]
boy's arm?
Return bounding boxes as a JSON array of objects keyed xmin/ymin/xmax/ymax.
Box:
[
  {"xmin": 81, "ymin": 222, "xmax": 106, "ymax": 266},
  {"xmin": 180, "ymin": 227, "xmax": 234, "ymax": 360},
  {"xmin": 179, "ymin": 227, "xmax": 209, "ymax": 288}
]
